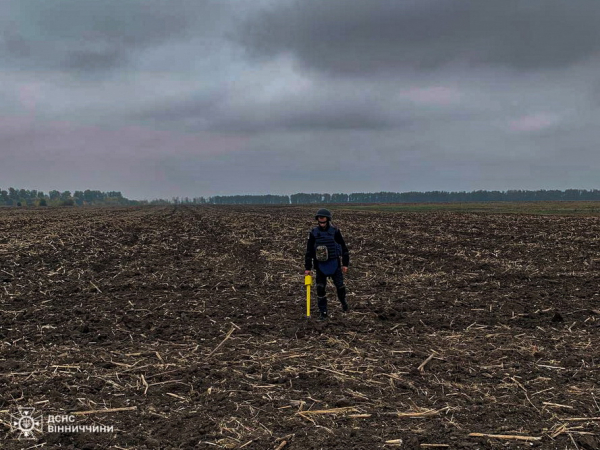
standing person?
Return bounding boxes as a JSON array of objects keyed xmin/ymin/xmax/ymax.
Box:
[{"xmin": 305, "ymin": 208, "xmax": 350, "ymax": 320}]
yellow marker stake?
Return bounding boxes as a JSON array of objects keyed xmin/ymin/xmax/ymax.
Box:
[{"xmin": 305, "ymin": 275, "xmax": 312, "ymax": 317}]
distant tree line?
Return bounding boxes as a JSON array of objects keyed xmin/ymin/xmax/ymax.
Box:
[
  {"xmin": 0, "ymin": 188, "xmax": 140, "ymax": 207},
  {"xmin": 4, "ymin": 188, "xmax": 600, "ymax": 207},
  {"xmin": 197, "ymin": 189, "xmax": 600, "ymax": 205},
  {"xmin": 288, "ymin": 189, "xmax": 600, "ymax": 204},
  {"xmin": 207, "ymin": 195, "xmax": 290, "ymax": 205}
]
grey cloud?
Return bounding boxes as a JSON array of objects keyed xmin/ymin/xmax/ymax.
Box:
[
  {"xmin": 239, "ymin": 0, "xmax": 600, "ymax": 74},
  {"xmin": 62, "ymin": 47, "xmax": 125, "ymax": 71},
  {"xmin": 209, "ymin": 102, "xmax": 400, "ymax": 133},
  {"xmin": 1, "ymin": 0, "xmax": 233, "ymax": 72},
  {"xmin": 3, "ymin": 0, "xmax": 600, "ymax": 199},
  {"xmin": 135, "ymin": 87, "xmax": 407, "ymax": 133},
  {"xmin": 135, "ymin": 95, "xmax": 220, "ymax": 120}
]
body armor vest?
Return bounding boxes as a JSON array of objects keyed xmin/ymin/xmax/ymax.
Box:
[{"xmin": 312, "ymin": 225, "xmax": 342, "ymax": 261}]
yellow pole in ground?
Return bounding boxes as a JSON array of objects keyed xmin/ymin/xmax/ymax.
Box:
[{"xmin": 305, "ymin": 275, "xmax": 312, "ymax": 317}]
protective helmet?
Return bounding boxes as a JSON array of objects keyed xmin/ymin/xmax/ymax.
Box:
[{"xmin": 315, "ymin": 208, "xmax": 332, "ymax": 220}]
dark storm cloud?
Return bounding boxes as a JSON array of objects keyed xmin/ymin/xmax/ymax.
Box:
[
  {"xmin": 240, "ymin": 0, "xmax": 600, "ymax": 74},
  {"xmin": 1, "ymin": 0, "xmax": 229, "ymax": 72},
  {"xmin": 148, "ymin": 92, "xmax": 404, "ymax": 133},
  {"xmin": 211, "ymin": 110, "xmax": 396, "ymax": 133},
  {"xmin": 2, "ymin": 0, "xmax": 600, "ymax": 199}
]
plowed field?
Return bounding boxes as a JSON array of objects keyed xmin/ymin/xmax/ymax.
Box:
[{"xmin": 0, "ymin": 205, "xmax": 599, "ymax": 449}]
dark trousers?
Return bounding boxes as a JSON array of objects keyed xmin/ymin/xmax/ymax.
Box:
[{"xmin": 316, "ymin": 266, "xmax": 346, "ymax": 312}]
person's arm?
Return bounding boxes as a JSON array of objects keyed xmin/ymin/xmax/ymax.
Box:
[
  {"xmin": 305, "ymin": 231, "xmax": 315, "ymax": 272},
  {"xmin": 335, "ymin": 229, "xmax": 350, "ymax": 268}
]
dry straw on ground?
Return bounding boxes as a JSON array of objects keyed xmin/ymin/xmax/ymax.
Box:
[{"xmin": 0, "ymin": 204, "xmax": 598, "ymax": 448}]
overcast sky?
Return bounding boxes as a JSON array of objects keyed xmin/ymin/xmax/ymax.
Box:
[{"xmin": 2, "ymin": 0, "xmax": 600, "ymax": 199}]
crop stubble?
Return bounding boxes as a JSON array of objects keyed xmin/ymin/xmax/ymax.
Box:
[{"xmin": 0, "ymin": 205, "xmax": 598, "ymax": 449}]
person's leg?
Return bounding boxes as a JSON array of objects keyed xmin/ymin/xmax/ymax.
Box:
[
  {"xmin": 315, "ymin": 270, "xmax": 328, "ymax": 318},
  {"xmin": 332, "ymin": 267, "xmax": 348, "ymax": 311}
]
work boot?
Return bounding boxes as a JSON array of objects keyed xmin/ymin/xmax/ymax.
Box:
[
  {"xmin": 337, "ymin": 286, "xmax": 348, "ymax": 312},
  {"xmin": 317, "ymin": 296, "xmax": 328, "ymax": 320}
]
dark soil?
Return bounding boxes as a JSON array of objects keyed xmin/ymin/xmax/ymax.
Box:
[{"xmin": 0, "ymin": 205, "xmax": 599, "ymax": 449}]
